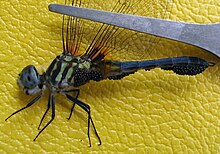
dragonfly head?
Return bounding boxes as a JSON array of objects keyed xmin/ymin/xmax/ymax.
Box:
[{"xmin": 18, "ymin": 65, "xmax": 45, "ymax": 95}]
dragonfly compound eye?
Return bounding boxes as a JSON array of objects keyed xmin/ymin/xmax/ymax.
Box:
[{"xmin": 19, "ymin": 65, "xmax": 40, "ymax": 89}]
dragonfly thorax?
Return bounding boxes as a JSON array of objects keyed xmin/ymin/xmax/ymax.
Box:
[{"xmin": 44, "ymin": 53, "xmax": 103, "ymax": 89}]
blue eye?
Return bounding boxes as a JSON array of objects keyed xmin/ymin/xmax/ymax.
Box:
[{"xmin": 19, "ymin": 65, "xmax": 39, "ymax": 89}]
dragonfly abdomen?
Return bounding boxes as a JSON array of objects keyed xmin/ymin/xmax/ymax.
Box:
[
  {"xmin": 107, "ymin": 56, "xmax": 212, "ymax": 80},
  {"xmin": 156, "ymin": 56, "xmax": 212, "ymax": 75}
]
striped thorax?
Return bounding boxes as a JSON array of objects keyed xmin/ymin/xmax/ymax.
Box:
[{"xmin": 45, "ymin": 53, "xmax": 91, "ymax": 88}]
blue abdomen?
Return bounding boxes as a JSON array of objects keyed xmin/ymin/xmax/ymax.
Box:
[{"xmin": 107, "ymin": 56, "xmax": 213, "ymax": 80}]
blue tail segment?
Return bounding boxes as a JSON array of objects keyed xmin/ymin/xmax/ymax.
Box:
[{"xmin": 107, "ymin": 56, "xmax": 214, "ymax": 80}]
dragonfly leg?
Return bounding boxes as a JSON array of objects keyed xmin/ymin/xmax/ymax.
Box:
[
  {"xmin": 68, "ymin": 103, "xmax": 76, "ymax": 120},
  {"xmin": 65, "ymin": 94, "xmax": 102, "ymax": 147},
  {"xmin": 62, "ymin": 89, "xmax": 80, "ymax": 120},
  {"xmin": 33, "ymin": 94, "xmax": 55, "ymax": 141},
  {"xmin": 5, "ymin": 93, "xmax": 42, "ymax": 121},
  {"xmin": 37, "ymin": 96, "xmax": 51, "ymax": 130}
]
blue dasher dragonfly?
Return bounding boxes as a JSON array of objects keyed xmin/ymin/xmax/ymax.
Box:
[{"xmin": 5, "ymin": 0, "xmax": 214, "ymax": 147}]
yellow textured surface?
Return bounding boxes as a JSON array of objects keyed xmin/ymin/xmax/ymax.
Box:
[{"xmin": 0, "ymin": 0, "xmax": 220, "ymax": 153}]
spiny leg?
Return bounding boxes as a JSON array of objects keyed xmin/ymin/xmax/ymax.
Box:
[
  {"xmin": 37, "ymin": 96, "xmax": 51, "ymax": 130},
  {"xmin": 5, "ymin": 94, "xmax": 42, "ymax": 121},
  {"xmin": 33, "ymin": 94, "xmax": 55, "ymax": 141},
  {"xmin": 62, "ymin": 89, "xmax": 80, "ymax": 120},
  {"xmin": 65, "ymin": 94, "xmax": 102, "ymax": 147}
]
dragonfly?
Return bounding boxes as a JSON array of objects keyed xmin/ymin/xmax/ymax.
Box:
[{"xmin": 5, "ymin": 0, "xmax": 214, "ymax": 147}]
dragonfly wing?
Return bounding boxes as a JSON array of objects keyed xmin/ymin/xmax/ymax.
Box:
[
  {"xmin": 62, "ymin": 0, "xmax": 88, "ymax": 55},
  {"xmin": 62, "ymin": 0, "xmax": 174, "ymax": 61}
]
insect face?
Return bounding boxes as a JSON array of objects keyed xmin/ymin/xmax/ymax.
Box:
[{"xmin": 18, "ymin": 65, "xmax": 43, "ymax": 95}]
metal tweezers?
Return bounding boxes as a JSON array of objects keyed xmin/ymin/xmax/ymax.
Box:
[{"xmin": 48, "ymin": 4, "xmax": 220, "ymax": 58}]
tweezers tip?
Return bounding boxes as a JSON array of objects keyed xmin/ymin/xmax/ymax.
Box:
[{"xmin": 48, "ymin": 4, "xmax": 57, "ymax": 12}]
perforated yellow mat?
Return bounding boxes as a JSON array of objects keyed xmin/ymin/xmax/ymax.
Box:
[{"xmin": 1, "ymin": 0, "xmax": 220, "ymax": 153}]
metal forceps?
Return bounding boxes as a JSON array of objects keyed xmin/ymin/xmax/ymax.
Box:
[{"xmin": 48, "ymin": 4, "xmax": 220, "ymax": 58}]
